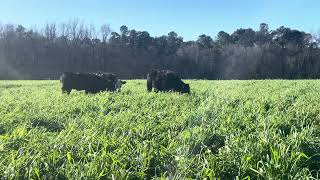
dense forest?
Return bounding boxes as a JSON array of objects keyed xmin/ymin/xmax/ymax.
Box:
[{"xmin": 0, "ymin": 20, "xmax": 319, "ymax": 79}]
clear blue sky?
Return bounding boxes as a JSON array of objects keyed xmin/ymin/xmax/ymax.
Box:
[{"xmin": 0, "ymin": 0, "xmax": 319, "ymax": 40}]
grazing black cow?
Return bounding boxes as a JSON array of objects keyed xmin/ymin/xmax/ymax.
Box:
[
  {"xmin": 147, "ymin": 69, "xmax": 190, "ymax": 93},
  {"xmin": 95, "ymin": 72, "xmax": 126, "ymax": 92},
  {"xmin": 60, "ymin": 72, "xmax": 114, "ymax": 94}
]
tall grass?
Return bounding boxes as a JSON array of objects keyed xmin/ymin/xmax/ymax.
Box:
[{"xmin": 0, "ymin": 80, "xmax": 319, "ymax": 179}]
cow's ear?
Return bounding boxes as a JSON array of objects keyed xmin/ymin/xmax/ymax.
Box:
[{"xmin": 121, "ymin": 81, "xmax": 126, "ymax": 84}]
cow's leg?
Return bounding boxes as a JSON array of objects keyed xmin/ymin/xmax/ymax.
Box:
[
  {"xmin": 62, "ymin": 87, "xmax": 71, "ymax": 94},
  {"xmin": 153, "ymin": 79, "xmax": 161, "ymax": 93},
  {"xmin": 154, "ymin": 82, "xmax": 160, "ymax": 93},
  {"xmin": 86, "ymin": 89, "xmax": 98, "ymax": 94},
  {"xmin": 147, "ymin": 78, "xmax": 153, "ymax": 92},
  {"xmin": 95, "ymin": 90, "xmax": 102, "ymax": 94}
]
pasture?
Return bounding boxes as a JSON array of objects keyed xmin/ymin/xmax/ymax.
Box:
[{"xmin": 0, "ymin": 80, "xmax": 319, "ymax": 179}]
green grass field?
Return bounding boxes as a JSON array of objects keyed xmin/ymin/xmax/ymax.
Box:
[{"xmin": 0, "ymin": 80, "xmax": 319, "ymax": 179}]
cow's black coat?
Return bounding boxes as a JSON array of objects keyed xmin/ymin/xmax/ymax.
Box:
[
  {"xmin": 147, "ymin": 70, "xmax": 190, "ymax": 93},
  {"xmin": 95, "ymin": 72, "xmax": 118, "ymax": 83},
  {"xmin": 95, "ymin": 72, "xmax": 126, "ymax": 91},
  {"xmin": 60, "ymin": 72, "xmax": 113, "ymax": 94}
]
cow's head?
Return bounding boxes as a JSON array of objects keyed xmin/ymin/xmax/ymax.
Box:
[
  {"xmin": 115, "ymin": 80, "xmax": 126, "ymax": 92},
  {"xmin": 181, "ymin": 83, "xmax": 190, "ymax": 94}
]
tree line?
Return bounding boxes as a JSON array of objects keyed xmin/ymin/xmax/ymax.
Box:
[{"xmin": 0, "ymin": 20, "xmax": 320, "ymax": 80}]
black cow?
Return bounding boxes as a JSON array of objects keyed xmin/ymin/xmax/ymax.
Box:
[
  {"xmin": 60, "ymin": 72, "xmax": 114, "ymax": 94},
  {"xmin": 147, "ymin": 69, "xmax": 190, "ymax": 93},
  {"xmin": 95, "ymin": 72, "xmax": 126, "ymax": 92}
]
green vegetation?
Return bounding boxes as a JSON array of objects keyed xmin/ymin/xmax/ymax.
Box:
[{"xmin": 0, "ymin": 80, "xmax": 319, "ymax": 179}]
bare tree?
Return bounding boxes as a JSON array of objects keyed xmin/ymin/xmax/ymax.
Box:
[
  {"xmin": 44, "ymin": 22, "xmax": 57, "ymax": 43},
  {"xmin": 101, "ymin": 24, "xmax": 111, "ymax": 42}
]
